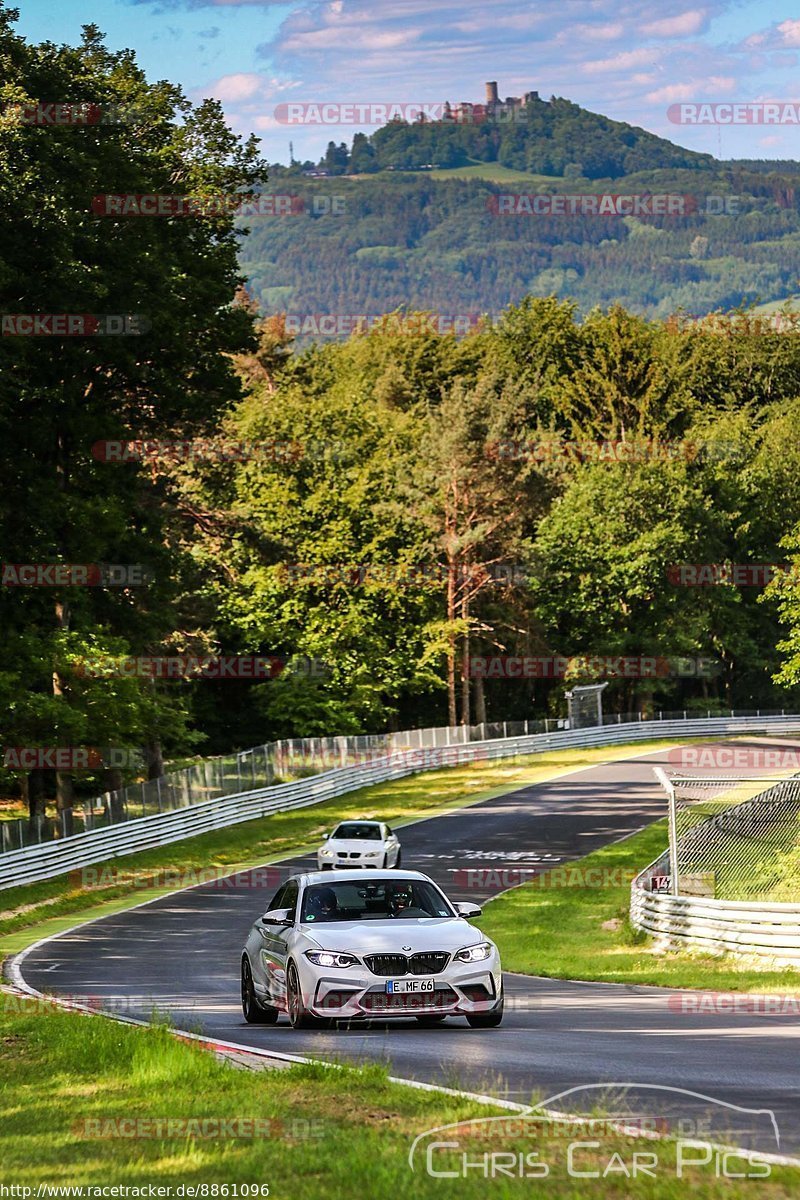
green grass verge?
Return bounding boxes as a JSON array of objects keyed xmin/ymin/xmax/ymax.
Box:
[
  {"xmin": 1, "ymin": 1001, "xmax": 797, "ymax": 1194},
  {"xmin": 478, "ymin": 820, "xmax": 800, "ymax": 991},
  {"xmin": 423, "ymin": 162, "xmax": 564, "ymax": 183}
]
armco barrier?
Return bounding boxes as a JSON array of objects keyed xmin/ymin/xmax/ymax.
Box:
[
  {"xmin": 4, "ymin": 713, "xmax": 800, "ymax": 891},
  {"xmin": 630, "ymin": 883, "xmax": 800, "ymax": 965}
]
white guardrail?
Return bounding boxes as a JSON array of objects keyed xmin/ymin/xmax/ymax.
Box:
[
  {"xmin": 630, "ymin": 884, "xmax": 800, "ymax": 964},
  {"xmin": 4, "ymin": 713, "xmax": 800, "ymax": 892}
]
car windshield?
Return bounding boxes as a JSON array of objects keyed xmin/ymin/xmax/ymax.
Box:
[
  {"xmin": 331, "ymin": 822, "xmax": 382, "ymax": 840},
  {"xmin": 301, "ymin": 879, "xmax": 454, "ymax": 923}
]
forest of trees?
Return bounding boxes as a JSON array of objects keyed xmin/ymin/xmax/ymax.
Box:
[
  {"xmin": 292, "ymin": 96, "xmax": 715, "ymax": 178},
  {"xmin": 240, "ymin": 170, "xmax": 800, "ymax": 324},
  {"xmin": 8, "ymin": 13, "xmax": 800, "ymax": 825}
]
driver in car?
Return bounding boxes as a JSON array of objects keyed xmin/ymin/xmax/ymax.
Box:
[
  {"xmin": 307, "ymin": 886, "xmax": 338, "ymax": 921},
  {"xmin": 386, "ymin": 882, "xmax": 425, "ymax": 918}
]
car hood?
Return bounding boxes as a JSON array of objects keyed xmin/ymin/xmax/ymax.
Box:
[
  {"xmin": 300, "ymin": 919, "xmax": 485, "ymax": 954},
  {"xmin": 323, "ymin": 838, "xmax": 384, "ymax": 853}
]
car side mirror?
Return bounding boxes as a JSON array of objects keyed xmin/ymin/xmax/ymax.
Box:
[
  {"xmin": 262, "ymin": 907, "xmax": 293, "ymax": 926},
  {"xmin": 455, "ymin": 902, "xmax": 482, "ymax": 918}
]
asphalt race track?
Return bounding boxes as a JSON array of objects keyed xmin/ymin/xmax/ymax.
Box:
[{"xmin": 18, "ymin": 740, "xmax": 800, "ymax": 1156}]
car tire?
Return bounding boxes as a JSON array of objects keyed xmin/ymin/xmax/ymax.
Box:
[
  {"xmin": 466, "ymin": 987, "xmax": 504, "ymax": 1029},
  {"xmin": 415, "ymin": 1014, "xmax": 446, "ymax": 1026},
  {"xmin": 287, "ymin": 961, "xmax": 328, "ymax": 1030},
  {"xmin": 241, "ymin": 958, "xmax": 279, "ymax": 1025},
  {"xmin": 395, "ymin": 849, "xmax": 402, "ymax": 867},
  {"xmin": 321, "ymin": 864, "xmax": 333, "ymax": 871},
  {"xmin": 382, "ymin": 853, "xmax": 389, "ymax": 868}
]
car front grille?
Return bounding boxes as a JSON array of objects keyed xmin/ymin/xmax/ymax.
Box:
[
  {"xmin": 362, "ymin": 986, "xmax": 458, "ymax": 1012},
  {"xmin": 364, "ymin": 952, "xmax": 450, "ymax": 977}
]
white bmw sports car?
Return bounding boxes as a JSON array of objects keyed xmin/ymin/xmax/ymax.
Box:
[
  {"xmin": 316, "ymin": 820, "xmax": 401, "ymax": 870},
  {"xmin": 241, "ymin": 869, "xmax": 504, "ymax": 1029}
]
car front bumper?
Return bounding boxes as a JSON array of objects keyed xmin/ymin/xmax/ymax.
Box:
[{"xmin": 296, "ymin": 953, "xmax": 503, "ymax": 1019}]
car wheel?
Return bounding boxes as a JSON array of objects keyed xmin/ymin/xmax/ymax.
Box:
[
  {"xmin": 466, "ymin": 988, "xmax": 504, "ymax": 1029},
  {"xmin": 382, "ymin": 853, "xmax": 389, "ymax": 868},
  {"xmin": 395, "ymin": 849, "xmax": 402, "ymax": 867},
  {"xmin": 415, "ymin": 1014, "xmax": 446, "ymax": 1026},
  {"xmin": 321, "ymin": 864, "xmax": 333, "ymax": 871},
  {"xmin": 241, "ymin": 958, "xmax": 279, "ymax": 1025},
  {"xmin": 287, "ymin": 961, "xmax": 328, "ymax": 1030}
]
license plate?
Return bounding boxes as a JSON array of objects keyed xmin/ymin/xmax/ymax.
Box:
[{"xmin": 386, "ymin": 978, "xmax": 436, "ymax": 994}]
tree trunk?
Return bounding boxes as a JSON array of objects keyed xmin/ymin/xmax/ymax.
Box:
[
  {"xmin": 23, "ymin": 768, "xmax": 47, "ymax": 834},
  {"xmin": 460, "ymin": 589, "xmax": 470, "ymax": 726},
  {"xmin": 474, "ymin": 669, "xmax": 487, "ymax": 726},
  {"xmin": 53, "ymin": 599, "xmax": 75, "ymax": 834},
  {"xmin": 446, "ymin": 555, "xmax": 457, "ymax": 727},
  {"xmin": 145, "ymin": 739, "xmax": 164, "ymax": 781}
]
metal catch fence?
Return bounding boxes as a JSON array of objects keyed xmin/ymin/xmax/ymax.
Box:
[{"xmin": 652, "ymin": 768, "xmax": 800, "ymax": 901}]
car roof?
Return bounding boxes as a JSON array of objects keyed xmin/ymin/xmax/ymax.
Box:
[
  {"xmin": 332, "ymin": 819, "xmax": 383, "ymax": 827},
  {"xmin": 297, "ymin": 869, "xmax": 430, "ymax": 887}
]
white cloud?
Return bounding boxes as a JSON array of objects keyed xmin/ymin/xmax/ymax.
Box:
[
  {"xmin": 641, "ymin": 11, "xmax": 708, "ymax": 39},
  {"xmin": 777, "ymin": 19, "xmax": 800, "ymax": 47},
  {"xmin": 206, "ymin": 72, "xmax": 264, "ymax": 101}
]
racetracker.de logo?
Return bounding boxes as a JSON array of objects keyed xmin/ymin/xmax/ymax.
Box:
[
  {"xmin": 3, "ymin": 746, "xmax": 144, "ymax": 770},
  {"xmin": 274, "ymin": 101, "xmax": 498, "ymax": 125},
  {"xmin": 282, "ymin": 313, "xmax": 484, "ymax": 338},
  {"xmin": 1, "ymin": 563, "xmax": 149, "ymax": 587},
  {"xmin": 487, "ymin": 193, "xmax": 702, "ymax": 217},
  {"xmin": 91, "ymin": 193, "xmax": 306, "ymax": 217},
  {"xmin": 468, "ymin": 655, "xmax": 719, "ymax": 679},
  {"xmin": 4, "ymin": 102, "xmax": 144, "ymax": 125},
  {"xmin": 1, "ymin": 314, "xmax": 150, "ymax": 336},
  {"xmin": 666, "ymin": 563, "xmax": 788, "ymax": 587},
  {"xmin": 668, "ymin": 101, "xmax": 800, "ymax": 124},
  {"xmin": 71, "ymin": 654, "xmax": 328, "ymax": 680}
]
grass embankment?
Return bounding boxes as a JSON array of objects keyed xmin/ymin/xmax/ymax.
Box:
[
  {"xmin": 1, "ymin": 1001, "xmax": 797, "ymax": 1194},
  {"xmin": 0, "ymin": 741, "xmax": 672, "ymax": 960},
  {"xmin": 478, "ymin": 820, "xmax": 800, "ymax": 992}
]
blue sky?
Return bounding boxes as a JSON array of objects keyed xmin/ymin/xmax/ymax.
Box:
[{"xmin": 13, "ymin": 0, "xmax": 800, "ymax": 163}]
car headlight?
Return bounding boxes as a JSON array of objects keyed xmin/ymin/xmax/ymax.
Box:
[
  {"xmin": 305, "ymin": 950, "xmax": 360, "ymax": 968},
  {"xmin": 455, "ymin": 942, "xmax": 493, "ymax": 963},
  {"xmin": 319, "ymin": 849, "xmax": 334, "ymax": 857},
  {"xmin": 364, "ymin": 849, "xmax": 382, "ymax": 857}
]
